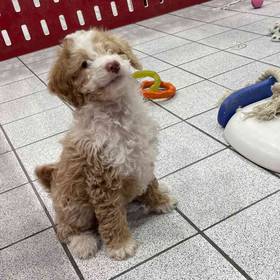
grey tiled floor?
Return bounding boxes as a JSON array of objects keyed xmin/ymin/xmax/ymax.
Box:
[{"xmin": 1, "ymin": 1, "xmax": 280, "ymax": 280}]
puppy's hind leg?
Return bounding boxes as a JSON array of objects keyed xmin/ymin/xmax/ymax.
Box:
[{"xmin": 138, "ymin": 177, "xmax": 177, "ymax": 214}]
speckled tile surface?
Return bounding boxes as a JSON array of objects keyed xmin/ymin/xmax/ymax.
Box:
[
  {"xmin": 0, "ymin": 90, "xmax": 62, "ymax": 125},
  {"xmin": 3, "ymin": 106, "xmax": 71, "ymax": 148},
  {"xmin": 162, "ymin": 149, "xmax": 280, "ymax": 229},
  {"xmin": 206, "ymin": 192, "xmax": 280, "ymax": 280},
  {"xmin": 0, "ymin": 152, "xmax": 27, "ymax": 193},
  {"xmin": 74, "ymin": 211, "xmax": 196, "ymax": 280},
  {"xmin": 0, "ymin": 184, "xmax": 50, "ymax": 248},
  {"xmin": 0, "ymin": 229, "xmax": 79, "ymax": 280},
  {"xmin": 158, "ymin": 80, "xmax": 227, "ymax": 119},
  {"xmin": 187, "ymin": 108, "xmax": 226, "ymax": 143},
  {"xmin": 17, "ymin": 133, "xmax": 65, "ymax": 180},
  {"xmin": 1, "ymin": 2, "xmax": 280, "ymax": 279},
  {"xmin": 117, "ymin": 235, "xmax": 246, "ymax": 280},
  {"xmin": 156, "ymin": 122, "xmax": 224, "ymax": 178},
  {"xmin": 181, "ymin": 51, "xmax": 252, "ymax": 79}
]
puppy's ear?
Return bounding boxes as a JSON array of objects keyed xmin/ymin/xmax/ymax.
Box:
[{"xmin": 109, "ymin": 34, "xmax": 143, "ymax": 70}]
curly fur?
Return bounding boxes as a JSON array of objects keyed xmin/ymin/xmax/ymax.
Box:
[{"xmin": 35, "ymin": 28, "xmax": 177, "ymax": 260}]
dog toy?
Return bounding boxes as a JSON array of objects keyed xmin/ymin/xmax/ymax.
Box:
[
  {"xmin": 269, "ymin": 23, "xmax": 280, "ymax": 42},
  {"xmin": 251, "ymin": 0, "xmax": 264, "ymax": 8},
  {"xmin": 218, "ymin": 76, "xmax": 276, "ymax": 127},
  {"xmin": 132, "ymin": 70, "xmax": 176, "ymax": 99},
  {"xmin": 218, "ymin": 68, "xmax": 280, "ymax": 172}
]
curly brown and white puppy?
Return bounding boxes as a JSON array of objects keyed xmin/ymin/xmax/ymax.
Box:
[{"xmin": 35, "ymin": 28, "xmax": 177, "ymax": 260}]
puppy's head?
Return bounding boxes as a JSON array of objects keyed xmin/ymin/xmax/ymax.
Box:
[{"xmin": 48, "ymin": 29, "xmax": 142, "ymax": 107}]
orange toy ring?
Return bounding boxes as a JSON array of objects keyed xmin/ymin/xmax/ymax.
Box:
[{"xmin": 141, "ymin": 81, "xmax": 176, "ymax": 99}]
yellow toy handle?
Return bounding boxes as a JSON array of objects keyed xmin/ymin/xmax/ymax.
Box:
[{"xmin": 132, "ymin": 70, "xmax": 161, "ymax": 91}]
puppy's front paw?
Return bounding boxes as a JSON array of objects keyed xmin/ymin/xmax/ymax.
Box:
[
  {"xmin": 107, "ymin": 238, "xmax": 137, "ymax": 260},
  {"xmin": 69, "ymin": 232, "xmax": 98, "ymax": 259}
]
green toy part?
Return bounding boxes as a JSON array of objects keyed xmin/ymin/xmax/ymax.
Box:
[{"xmin": 132, "ymin": 70, "xmax": 161, "ymax": 91}]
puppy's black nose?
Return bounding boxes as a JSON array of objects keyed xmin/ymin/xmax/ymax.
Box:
[{"xmin": 106, "ymin": 61, "xmax": 120, "ymax": 73}]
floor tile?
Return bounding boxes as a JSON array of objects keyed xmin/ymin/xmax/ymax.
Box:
[
  {"xmin": 112, "ymin": 24, "xmax": 165, "ymax": 45},
  {"xmin": 19, "ymin": 46, "xmax": 59, "ymax": 64},
  {"xmin": 211, "ymin": 61, "xmax": 273, "ymax": 90},
  {"xmin": 0, "ymin": 77, "xmax": 46, "ymax": 104},
  {"xmin": 141, "ymin": 56, "xmax": 172, "ymax": 72},
  {"xmin": 17, "ymin": 133, "xmax": 64, "ymax": 180},
  {"xmin": 171, "ymin": 5, "xmax": 237, "ymax": 23},
  {"xmin": 75, "ymin": 211, "xmax": 196, "ymax": 280},
  {"xmin": 202, "ymin": 0, "xmax": 244, "ymax": 8},
  {"xmin": 117, "ymin": 235, "xmax": 246, "ymax": 280},
  {"xmin": 181, "ymin": 51, "xmax": 252, "ymax": 79},
  {"xmin": 132, "ymin": 49, "xmax": 148, "ymax": 59},
  {"xmin": 154, "ymin": 42, "xmax": 217, "ymax": 66},
  {"xmin": 228, "ymin": 0, "xmax": 273, "ymax": 13},
  {"xmin": 156, "ymin": 122, "xmax": 224, "ymax": 178},
  {"xmin": 213, "ymin": 13, "xmax": 266, "ymax": 28},
  {"xmin": 175, "ymin": 23, "xmax": 230, "ymax": 41},
  {"xmin": 134, "ymin": 35, "xmax": 190, "ymax": 55},
  {"xmin": 261, "ymin": 52, "xmax": 280, "ymax": 67},
  {"xmin": 228, "ymin": 36, "xmax": 280, "ymax": 59},
  {"xmin": 0, "ymin": 184, "xmax": 50, "ymax": 248},
  {"xmin": 138, "ymin": 14, "xmax": 202, "ymax": 34},
  {"xmin": 157, "ymin": 67, "xmax": 203, "ymax": 90},
  {"xmin": 4, "ymin": 106, "xmax": 71, "ymax": 148},
  {"xmin": 238, "ymin": 17, "xmax": 279, "ymax": 35},
  {"xmin": 0, "ymin": 152, "xmax": 27, "ymax": 193},
  {"xmin": 248, "ymin": 2, "xmax": 280, "ymax": 16},
  {"xmin": 199, "ymin": 30, "xmax": 260, "ymax": 49},
  {"xmin": 0, "ymin": 229, "xmax": 78, "ymax": 280},
  {"xmin": 184, "ymin": 52, "xmax": 252, "ymax": 79},
  {"xmin": 38, "ymin": 73, "xmax": 48, "ymax": 84},
  {"xmin": 146, "ymin": 102, "xmax": 180, "ymax": 129},
  {"xmin": 159, "ymin": 80, "xmax": 226, "ymax": 119},
  {"xmin": 163, "ymin": 149, "xmax": 280, "ymax": 229},
  {"xmin": 0, "ymin": 66, "xmax": 33, "ymax": 87},
  {"xmin": 0, "ymin": 90, "xmax": 62, "ymax": 124},
  {"xmin": 0, "ymin": 58, "xmax": 24, "ymax": 72},
  {"xmin": 206, "ymin": 191, "xmax": 280, "ymax": 280},
  {"xmin": 35, "ymin": 181, "xmax": 55, "ymax": 220},
  {"xmin": 0, "ymin": 129, "xmax": 11, "ymax": 154},
  {"xmin": 28, "ymin": 57, "xmax": 55, "ymax": 75},
  {"xmin": 187, "ymin": 108, "xmax": 226, "ymax": 144}
]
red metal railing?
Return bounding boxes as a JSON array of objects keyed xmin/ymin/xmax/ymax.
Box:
[{"xmin": 0, "ymin": 0, "xmax": 206, "ymax": 61}]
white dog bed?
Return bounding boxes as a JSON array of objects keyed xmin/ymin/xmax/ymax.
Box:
[{"xmin": 224, "ymin": 98, "xmax": 280, "ymax": 172}]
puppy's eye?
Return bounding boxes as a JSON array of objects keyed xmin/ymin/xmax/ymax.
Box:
[{"xmin": 81, "ymin": 61, "xmax": 88, "ymax": 68}]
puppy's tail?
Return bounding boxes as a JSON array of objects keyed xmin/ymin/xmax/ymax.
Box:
[{"xmin": 35, "ymin": 164, "xmax": 57, "ymax": 192}]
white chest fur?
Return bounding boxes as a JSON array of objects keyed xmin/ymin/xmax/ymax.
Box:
[{"xmin": 70, "ymin": 88, "xmax": 159, "ymax": 190}]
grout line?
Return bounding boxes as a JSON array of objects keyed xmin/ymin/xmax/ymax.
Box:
[
  {"xmin": 185, "ymin": 106, "xmax": 218, "ymax": 121},
  {"xmin": 14, "ymin": 129, "xmax": 68, "ymax": 150},
  {"xmin": 0, "ymin": 149, "xmax": 12, "ymax": 157},
  {"xmin": 0, "ymin": 226, "xmax": 53, "ymax": 251},
  {"xmin": 152, "ymin": 99, "xmax": 228, "ymax": 147},
  {"xmin": 0, "ymin": 88, "xmax": 48, "ymax": 106},
  {"xmin": 203, "ymin": 187, "xmax": 280, "ymax": 232},
  {"xmin": 175, "ymin": 208, "xmax": 254, "ymax": 280},
  {"xmin": 0, "ymin": 125, "xmax": 85, "ymax": 280},
  {"xmin": 0, "ymin": 182, "xmax": 28, "ymax": 196},
  {"xmin": 159, "ymin": 147, "xmax": 228, "ymax": 180},
  {"xmin": 0, "ymin": 74, "xmax": 35, "ymax": 88},
  {"xmin": 110, "ymin": 232, "xmax": 200, "ymax": 280},
  {"xmin": 136, "ymin": 20, "xmax": 280, "ymax": 68},
  {"xmin": 17, "ymin": 57, "xmax": 75, "ymax": 112},
  {"xmin": 228, "ymin": 146, "xmax": 280, "ymax": 179},
  {"xmin": 1, "ymin": 104, "xmax": 64, "ymax": 126}
]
